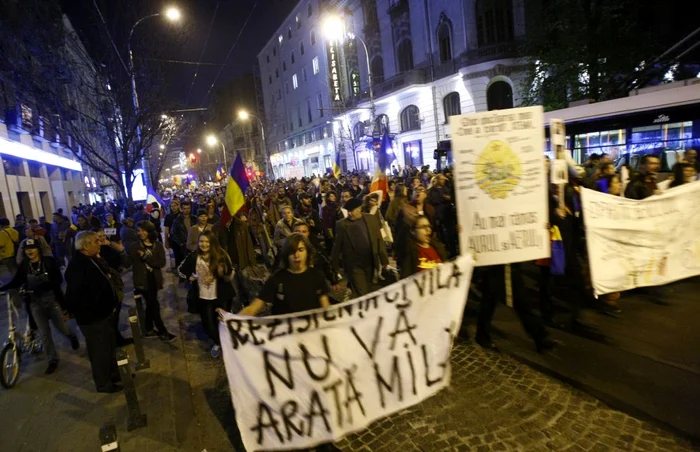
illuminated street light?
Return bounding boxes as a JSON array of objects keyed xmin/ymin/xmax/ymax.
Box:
[
  {"xmin": 159, "ymin": 144, "xmax": 165, "ymax": 150},
  {"xmin": 196, "ymin": 148, "xmax": 202, "ymax": 154},
  {"xmin": 206, "ymin": 134, "xmax": 227, "ymax": 169},
  {"xmin": 322, "ymin": 16, "xmax": 345, "ymax": 42},
  {"xmin": 165, "ymin": 6, "xmax": 181, "ymax": 21},
  {"xmin": 237, "ymin": 110, "xmax": 249, "ymax": 121}
]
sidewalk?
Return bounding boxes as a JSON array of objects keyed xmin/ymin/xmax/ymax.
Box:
[{"xmin": 484, "ymin": 266, "xmax": 700, "ymax": 441}]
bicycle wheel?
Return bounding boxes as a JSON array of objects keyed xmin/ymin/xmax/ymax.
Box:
[{"xmin": 0, "ymin": 343, "xmax": 20, "ymax": 389}]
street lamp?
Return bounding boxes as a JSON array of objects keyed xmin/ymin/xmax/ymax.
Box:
[
  {"xmin": 323, "ymin": 15, "xmax": 375, "ymax": 129},
  {"xmin": 206, "ymin": 134, "xmax": 227, "ymax": 170},
  {"xmin": 237, "ymin": 109, "xmax": 272, "ymax": 179},
  {"xmin": 196, "ymin": 148, "xmax": 202, "ymax": 154},
  {"xmin": 128, "ymin": 6, "xmax": 182, "ymax": 190}
]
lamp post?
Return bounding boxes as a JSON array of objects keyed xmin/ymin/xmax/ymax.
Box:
[
  {"xmin": 206, "ymin": 135, "xmax": 227, "ymax": 170},
  {"xmin": 323, "ymin": 16, "xmax": 375, "ymax": 129},
  {"xmin": 127, "ymin": 6, "xmax": 181, "ymax": 191},
  {"xmin": 237, "ymin": 110, "xmax": 272, "ymax": 179}
]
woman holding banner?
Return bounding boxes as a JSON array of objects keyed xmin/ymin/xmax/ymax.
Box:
[{"xmin": 178, "ymin": 230, "xmax": 235, "ymax": 358}]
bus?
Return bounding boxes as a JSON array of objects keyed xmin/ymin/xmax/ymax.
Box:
[{"xmin": 543, "ymin": 79, "xmax": 700, "ymax": 172}]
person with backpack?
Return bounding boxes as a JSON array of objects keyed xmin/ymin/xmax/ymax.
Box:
[{"xmin": 0, "ymin": 217, "xmax": 20, "ymax": 275}]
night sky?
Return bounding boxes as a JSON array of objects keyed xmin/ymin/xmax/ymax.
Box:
[{"xmin": 61, "ymin": 0, "xmax": 298, "ymax": 109}]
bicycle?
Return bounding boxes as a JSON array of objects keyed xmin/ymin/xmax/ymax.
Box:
[{"xmin": 0, "ymin": 288, "xmax": 42, "ymax": 389}]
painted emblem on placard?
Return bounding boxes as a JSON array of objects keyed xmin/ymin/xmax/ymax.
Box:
[{"xmin": 475, "ymin": 140, "xmax": 521, "ymax": 199}]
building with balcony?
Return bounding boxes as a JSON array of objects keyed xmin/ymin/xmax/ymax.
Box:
[{"xmin": 333, "ymin": 0, "xmax": 530, "ymax": 171}]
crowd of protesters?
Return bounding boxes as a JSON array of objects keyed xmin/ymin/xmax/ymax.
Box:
[{"xmin": 0, "ymin": 148, "xmax": 696, "ymax": 397}]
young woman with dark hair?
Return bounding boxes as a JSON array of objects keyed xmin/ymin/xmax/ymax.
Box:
[
  {"xmin": 669, "ymin": 162, "xmax": 697, "ymax": 188},
  {"xmin": 178, "ymin": 230, "xmax": 235, "ymax": 358},
  {"xmin": 239, "ymin": 233, "xmax": 330, "ymax": 316},
  {"xmin": 399, "ymin": 215, "xmax": 448, "ymax": 279},
  {"xmin": 130, "ymin": 220, "xmax": 175, "ymax": 342}
]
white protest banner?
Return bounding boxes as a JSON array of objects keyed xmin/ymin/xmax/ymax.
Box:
[
  {"xmin": 219, "ymin": 256, "xmax": 474, "ymax": 451},
  {"xmin": 449, "ymin": 106, "xmax": 550, "ymax": 266},
  {"xmin": 581, "ymin": 183, "xmax": 700, "ymax": 295}
]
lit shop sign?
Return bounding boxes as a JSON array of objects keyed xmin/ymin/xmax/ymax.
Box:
[
  {"xmin": 0, "ymin": 136, "xmax": 82, "ymax": 171},
  {"xmin": 327, "ymin": 39, "xmax": 343, "ymax": 104},
  {"xmin": 351, "ymin": 70, "xmax": 360, "ymax": 97}
]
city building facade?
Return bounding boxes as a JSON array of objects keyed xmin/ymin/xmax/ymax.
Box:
[
  {"xmin": 258, "ymin": 0, "xmax": 532, "ymax": 177},
  {"xmin": 0, "ymin": 16, "xmax": 96, "ymax": 220}
]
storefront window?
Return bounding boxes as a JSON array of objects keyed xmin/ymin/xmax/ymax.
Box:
[
  {"xmin": 403, "ymin": 140, "xmax": 423, "ymax": 167},
  {"xmin": 28, "ymin": 161, "xmax": 42, "ymax": 178}
]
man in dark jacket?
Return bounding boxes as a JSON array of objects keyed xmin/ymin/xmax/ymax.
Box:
[
  {"xmin": 64, "ymin": 231, "xmax": 122, "ymax": 393},
  {"xmin": 625, "ymin": 154, "xmax": 660, "ymax": 200},
  {"xmin": 331, "ymin": 198, "xmax": 389, "ymax": 297},
  {"xmin": 169, "ymin": 201, "xmax": 196, "ymax": 262}
]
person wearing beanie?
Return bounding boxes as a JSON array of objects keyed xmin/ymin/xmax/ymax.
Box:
[{"xmin": 331, "ymin": 197, "xmax": 389, "ymax": 297}]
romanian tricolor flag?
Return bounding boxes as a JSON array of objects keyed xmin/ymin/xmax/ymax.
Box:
[
  {"xmin": 220, "ymin": 153, "xmax": 250, "ymax": 227},
  {"xmin": 146, "ymin": 186, "xmax": 165, "ymax": 212},
  {"xmin": 332, "ymin": 150, "xmax": 341, "ymax": 179},
  {"xmin": 215, "ymin": 165, "xmax": 222, "ymax": 182},
  {"xmin": 369, "ymin": 130, "xmax": 391, "ymax": 193}
]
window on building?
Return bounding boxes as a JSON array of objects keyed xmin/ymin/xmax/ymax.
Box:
[
  {"xmin": 291, "ymin": 51, "xmax": 295, "ymax": 64},
  {"xmin": 307, "ymin": 98, "xmax": 313, "ymax": 123},
  {"xmin": 279, "ymin": 35, "xmax": 283, "ymax": 45},
  {"xmin": 400, "ymin": 105, "xmax": 421, "ymax": 132},
  {"xmin": 375, "ymin": 114, "xmax": 390, "ymax": 134},
  {"xmin": 397, "ymin": 40, "xmax": 414, "ymax": 72},
  {"xmin": 302, "ymin": 67, "xmax": 308, "ymax": 81},
  {"xmin": 317, "ymin": 93, "xmax": 324, "ymax": 117},
  {"xmin": 311, "ymin": 31, "xmax": 316, "ymax": 45},
  {"xmin": 269, "ymin": 75, "xmax": 272, "ymax": 85},
  {"xmin": 278, "ymin": 88, "xmax": 282, "ymax": 100},
  {"xmin": 266, "ymin": 54, "xmax": 270, "ymax": 63},
  {"xmin": 286, "ymin": 81, "xmax": 290, "ymax": 94},
  {"xmin": 437, "ymin": 20, "xmax": 453, "ymax": 62},
  {"xmin": 28, "ymin": 161, "xmax": 42, "ymax": 178},
  {"xmin": 283, "ymin": 60, "xmax": 287, "ymax": 71},
  {"xmin": 476, "ymin": 0, "xmax": 514, "ymax": 47},
  {"xmin": 487, "ymin": 81, "xmax": 514, "ymax": 110},
  {"xmin": 296, "ymin": 14, "xmax": 301, "ymax": 29},
  {"xmin": 293, "ymin": 74, "xmax": 298, "ymax": 89},
  {"xmin": 275, "ymin": 69, "xmax": 279, "ymax": 78},
  {"xmin": 2, "ymin": 155, "xmax": 25, "ymax": 176},
  {"xmin": 371, "ymin": 56, "xmax": 385, "ymax": 84},
  {"xmin": 354, "ymin": 122, "xmax": 366, "ymax": 140},
  {"xmin": 300, "ymin": 41, "xmax": 305, "ymax": 56},
  {"xmin": 312, "ymin": 56, "xmax": 319, "ymax": 74},
  {"xmin": 288, "ymin": 27, "xmax": 292, "ymax": 39},
  {"xmin": 308, "ymin": 3, "xmax": 313, "ymax": 17},
  {"xmin": 443, "ymin": 92, "xmax": 461, "ymax": 120},
  {"xmin": 273, "ymin": 47, "xmax": 277, "ymax": 56},
  {"xmin": 297, "ymin": 105, "xmax": 303, "ymax": 127}
]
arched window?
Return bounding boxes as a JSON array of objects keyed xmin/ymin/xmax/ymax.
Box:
[
  {"xmin": 288, "ymin": 27, "xmax": 292, "ymax": 39},
  {"xmin": 353, "ymin": 122, "xmax": 366, "ymax": 140},
  {"xmin": 291, "ymin": 51, "xmax": 295, "ymax": 64},
  {"xmin": 487, "ymin": 81, "xmax": 514, "ymax": 110},
  {"xmin": 311, "ymin": 31, "xmax": 316, "ymax": 45},
  {"xmin": 397, "ymin": 40, "xmax": 414, "ymax": 72},
  {"xmin": 375, "ymin": 114, "xmax": 390, "ymax": 134},
  {"xmin": 283, "ymin": 60, "xmax": 287, "ymax": 71},
  {"xmin": 400, "ymin": 105, "xmax": 421, "ymax": 132},
  {"xmin": 300, "ymin": 41, "xmax": 305, "ymax": 56},
  {"xmin": 443, "ymin": 92, "xmax": 461, "ymax": 119},
  {"xmin": 476, "ymin": 0, "xmax": 514, "ymax": 47},
  {"xmin": 308, "ymin": 3, "xmax": 313, "ymax": 17},
  {"xmin": 437, "ymin": 20, "xmax": 452, "ymax": 62},
  {"xmin": 371, "ymin": 56, "xmax": 385, "ymax": 84}
]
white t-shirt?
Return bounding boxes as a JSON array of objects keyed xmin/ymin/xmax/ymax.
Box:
[{"xmin": 196, "ymin": 256, "xmax": 217, "ymax": 300}]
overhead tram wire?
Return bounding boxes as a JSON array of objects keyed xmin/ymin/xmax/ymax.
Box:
[
  {"xmin": 91, "ymin": 0, "xmax": 129, "ymax": 75},
  {"xmin": 202, "ymin": 0, "xmax": 259, "ymax": 101},
  {"xmin": 136, "ymin": 58, "xmax": 247, "ymax": 67},
  {"xmin": 185, "ymin": 1, "xmax": 220, "ymax": 106}
]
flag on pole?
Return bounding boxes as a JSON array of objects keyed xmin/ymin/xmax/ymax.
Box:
[
  {"xmin": 332, "ymin": 150, "xmax": 342, "ymax": 179},
  {"xmin": 145, "ymin": 186, "xmax": 165, "ymax": 212},
  {"xmin": 220, "ymin": 153, "xmax": 250, "ymax": 227},
  {"xmin": 370, "ymin": 130, "xmax": 391, "ymax": 193},
  {"xmin": 215, "ymin": 165, "xmax": 222, "ymax": 182}
]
